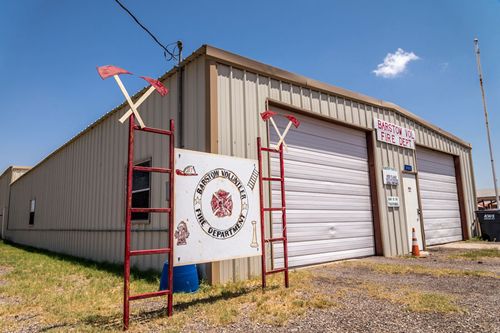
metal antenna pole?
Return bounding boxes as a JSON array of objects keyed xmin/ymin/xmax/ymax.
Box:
[
  {"xmin": 177, "ymin": 40, "xmax": 183, "ymax": 65},
  {"xmin": 474, "ymin": 38, "xmax": 500, "ymax": 208},
  {"xmin": 176, "ymin": 40, "xmax": 184, "ymax": 147}
]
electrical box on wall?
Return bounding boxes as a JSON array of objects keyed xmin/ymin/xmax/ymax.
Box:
[{"xmin": 383, "ymin": 167, "xmax": 399, "ymax": 186}]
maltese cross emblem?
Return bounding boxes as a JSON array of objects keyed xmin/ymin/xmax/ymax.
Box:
[{"xmin": 211, "ymin": 189, "xmax": 233, "ymax": 218}]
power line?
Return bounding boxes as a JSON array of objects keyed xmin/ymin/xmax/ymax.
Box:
[{"xmin": 113, "ymin": 0, "xmax": 180, "ymax": 62}]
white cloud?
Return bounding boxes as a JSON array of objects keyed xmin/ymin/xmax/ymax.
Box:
[
  {"xmin": 439, "ymin": 62, "xmax": 449, "ymax": 72},
  {"xmin": 373, "ymin": 48, "xmax": 419, "ymax": 78}
]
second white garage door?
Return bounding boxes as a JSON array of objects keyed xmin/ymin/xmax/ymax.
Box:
[
  {"xmin": 269, "ymin": 112, "xmax": 375, "ymax": 268},
  {"xmin": 417, "ymin": 148, "xmax": 463, "ymax": 246}
]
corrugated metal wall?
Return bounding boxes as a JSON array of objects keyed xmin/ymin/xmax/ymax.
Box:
[
  {"xmin": 215, "ymin": 62, "xmax": 476, "ymax": 282},
  {"xmin": 0, "ymin": 169, "xmax": 13, "ymax": 239},
  {"xmin": 0, "ymin": 168, "xmax": 29, "ymax": 239},
  {"xmin": 6, "ymin": 55, "xmax": 207, "ymax": 271}
]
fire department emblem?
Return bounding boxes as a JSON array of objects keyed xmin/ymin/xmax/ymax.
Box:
[
  {"xmin": 211, "ymin": 189, "xmax": 233, "ymax": 217},
  {"xmin": 174, "ymin": 221, "xmax": 190, "ymax": 246},
  {"xmin": 193, "ymin": 168, "xmax": 248, "ymax": 240}
]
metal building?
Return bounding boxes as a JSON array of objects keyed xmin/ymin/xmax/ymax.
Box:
[
  {"xmin": 0, "ymin": 166, "xmax": 30, "ymax": 239},
  {"xmin": 4, "ymin": 45, "xmax": 476, "ymax": 283}
]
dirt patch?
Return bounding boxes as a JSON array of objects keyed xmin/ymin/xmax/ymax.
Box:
[
  {"xmin": 0, "ymin": 266, "xmax": 12, "ymax": 275},
  {"xmin": 0, "ymin": 266, "xmax": 12, "ymax": 287}
]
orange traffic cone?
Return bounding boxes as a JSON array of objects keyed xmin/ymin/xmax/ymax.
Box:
[{"xmin": 411, "ymin": 227, "xmax": 420, "ymax": 257}]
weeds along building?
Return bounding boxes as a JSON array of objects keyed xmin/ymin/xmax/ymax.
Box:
[{"xmin": 4, "ymin": 45, "xmax": 476, "ymax": 283}]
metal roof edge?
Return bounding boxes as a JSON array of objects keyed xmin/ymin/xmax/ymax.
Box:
[
  {"xmin": 13, "ymin": 46, "xmax": 208, "ymax": 183},
  {"xmin": 11, "ymin": 166, "xmax": 31, "ymax": 171},
  {"xmin": 0, "ymin": 166, "xmax": 12, "ymax": 180},
  {"xmin": 204, "ymin": 45, "xmax": 472, "ymax": 149}
]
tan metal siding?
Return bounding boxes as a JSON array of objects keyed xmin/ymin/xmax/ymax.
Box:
[
  {"xmin": 0, "ymin": 169, "xmax": 12, "ymax": 239},
  {"xmin": 0, "ymin": 168, "xmax": 30, "ymax": 239},
  {"xmin": 215, "ymin": 62, "xmax": 476, "ymax": 282},
  {"xmin": 6, "ymin": 55, "xmax": 207, "ymax": 271}
]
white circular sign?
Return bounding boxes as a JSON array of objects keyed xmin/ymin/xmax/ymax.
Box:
[{"xmin": 193, "ymin": 168, "xmax": 248, "ymax": 240}]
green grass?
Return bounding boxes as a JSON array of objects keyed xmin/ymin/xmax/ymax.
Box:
[
  {"xmin": 449, "ymin": 249, "xmax": 500, "ymax": 261},
  {"xmin": 407, "ymin": 292, "xmax": 461, "ymax": 313},
  {"xmin": 0, "ymin": 241, "xmax": 159, "ymax": 332},
  {"xmin": 465, "ymin": 237, "xmax": 487, "ymax": 243},
  {"xmin": 344, "ymin": 261, "xmax": 499, "ymax": 278},
  {"xmin": 361, "ymin": 282, "xmax": 461, "ymax": 313},
  {"xmin": 0, "ymin": 241, "xmax": 336, "ymax": 332}
]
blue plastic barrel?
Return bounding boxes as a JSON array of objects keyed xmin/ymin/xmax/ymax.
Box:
[{"xmin": 159, "ymin": 262, "xmax": 199, "ymax": 293}]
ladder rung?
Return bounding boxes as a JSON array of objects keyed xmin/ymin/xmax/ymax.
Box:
[
  {"xmin": 133, "ymin": 166, "xmax": 171, "ymax": 173},
  {"xmin": 265, "ymin": 268, "xmax": 287, "ymax": 275},
  {"xmin": 261, "ymin": 147, "xmax": 279, "ymax": 153},
  {"xmin": 134, "ymin": 125, "xmax": 173, "ymax": 136},
  {"xmin": 262, "ymin": 177, "xmax": 283, "ymax": 181},
  {"xmin": 129, "ymin": 290, "xmax": 170, "ymax": 301},
  {"xmin": 265, "ymin": 237, "xmax": 285, "ymax": 243},
  {"xmin": 130, "ymin": 207, "xmax": 171, "ymax": 213},
  {"xmin": 263, "ymin": 207, "xmax": 286, "ymax": 212},
  {"xmin": 130, "ymin": 248, "xmax": 171, "ymax": 256}
]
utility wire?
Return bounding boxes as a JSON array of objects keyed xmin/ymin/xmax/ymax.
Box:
[{"xmin": 114, "ymin": 0, "xmax": 179, "ymax": 62}]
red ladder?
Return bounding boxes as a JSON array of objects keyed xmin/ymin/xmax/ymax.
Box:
[
  {"xmin": 257, "ymin": 137, "xmax": 289, "ymax": 289},
  {"xmin": 123, "ymin": 116, "xmax": 175, "ymax": 330}
]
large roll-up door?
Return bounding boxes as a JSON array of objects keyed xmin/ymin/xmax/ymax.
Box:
[
  {"xmin": 269, "ymin": 112, "xmax": 375, "ymax": 268},
  {"xmin": 417, "ymin": 148, "xmax": 462, "ymax": 245}
]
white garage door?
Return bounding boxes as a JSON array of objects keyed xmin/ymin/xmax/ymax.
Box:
[
  {"xmin": 269, "ymin": 112, "xmax": 375, "ymax": 268},
  {"xmin": 417, "ymin": 148, "xmax": 462, "ymax": 245}
]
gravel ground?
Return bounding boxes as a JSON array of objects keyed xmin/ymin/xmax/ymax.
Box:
[{"xmin": 186, "ymin": 246, "xmax": 500, "ymax": 333}]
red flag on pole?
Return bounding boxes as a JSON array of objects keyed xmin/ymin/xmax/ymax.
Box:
[
  {"xmin": 260, "ymin": 110, "xmax": 277, "ymax": 121},
  {"xmin": 97, "ymin": 65, "xmax": 131, "ymax": 80},
  {"xmin": 140, "ymin": 76, "xmax": 169, "ymax": 96},
  {"xmin": 285, "ymin": 114, "xmax": 300, "ymax": 128}
]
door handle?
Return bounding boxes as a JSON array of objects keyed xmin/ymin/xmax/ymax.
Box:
[{"xmin": 417, "ymin": 208, "xmax": 421, "ymax": 215}]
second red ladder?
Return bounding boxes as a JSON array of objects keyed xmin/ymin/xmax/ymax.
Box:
[{"xmin": 257, "ymin": 137, "xmax": 289, "ymax": 288}]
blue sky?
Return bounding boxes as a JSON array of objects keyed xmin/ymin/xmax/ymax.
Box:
[{"xmin": 1, "ymin": 0, "xmax": 499, "ymax": 189}]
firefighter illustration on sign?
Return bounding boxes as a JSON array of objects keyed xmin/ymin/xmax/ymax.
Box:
[{"xmin": 175, "ymin": 221, "xmax": 190, "ymax": 246}]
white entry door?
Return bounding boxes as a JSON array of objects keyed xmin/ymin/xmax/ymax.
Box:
[
  {"xmin": 402, "ymin": 173, "xmax": 423, "ymax": 250},
  {"xmin": 269, "ymin": 110, "xmax": 375, "ymax": 268}
]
